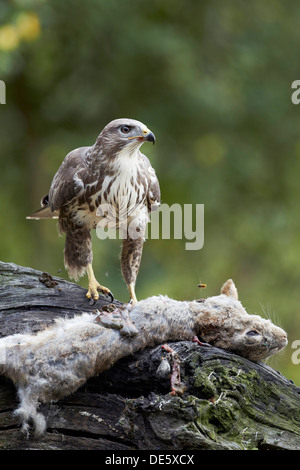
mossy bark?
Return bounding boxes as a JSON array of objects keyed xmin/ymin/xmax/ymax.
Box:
[{"xmin": 0, "ymin": 261, "xmax": 300, "ymax": 450}]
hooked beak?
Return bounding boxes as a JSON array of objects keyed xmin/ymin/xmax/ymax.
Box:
[
  {"xmin": 128, "ymin": 129, "xmax": 156, "ymax": 145},
  {"xmin": 145, "ymin": 131, "xmax": 155, "ymax": 145}
]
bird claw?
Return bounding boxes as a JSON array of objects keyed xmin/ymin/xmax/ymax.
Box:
[
  {"xmin": 106, "ymin": 290, "xmax": 114, "ymax": 303},
  {"xmin": 86, "ymin": 281, "xmax": 114, "ymax": 303}
]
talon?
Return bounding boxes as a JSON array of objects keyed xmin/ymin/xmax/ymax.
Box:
[
  {"xmin": 86, "ymin": 288, "xmax": 99, "ymax": 301},
  {"xmin": 106, "ymin": 290, "xmax": 114, "ymax": 303},
  {"xmin": 99, "ymin": 286, "xmax": 114, "ymax": 302},
  {"xmin": 86, "ymin": 263, "xmax": 112, "ymax": 302},
  {"xmin": 86, "ymin": 281, "xmax": 99, "ymax": 300},
  {"xmin": 86, "ymin": 283, "xmax": 112, "ymax": 302}
]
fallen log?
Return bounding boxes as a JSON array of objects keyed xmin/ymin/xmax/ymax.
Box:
[{"xmin": 0, "ymin": 261, "xmax": 299, "ymax": 450}]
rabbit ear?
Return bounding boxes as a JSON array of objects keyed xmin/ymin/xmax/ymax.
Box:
[{"xmin": 221, "ymin": 279, "xmax": 238, "ymax": 299}]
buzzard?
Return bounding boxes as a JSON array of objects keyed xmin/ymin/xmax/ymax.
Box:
[{"xmin": 27, "ymin": 118, "xmax": 160, "ymax": 304}]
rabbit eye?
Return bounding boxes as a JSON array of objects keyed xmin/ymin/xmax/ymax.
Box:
[{"xmin": 246, "ymin": 330, "xmax": 260, "ymax": 336}]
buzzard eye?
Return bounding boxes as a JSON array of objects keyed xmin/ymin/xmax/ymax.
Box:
[{"xmin": 120, "ymin": 125, "xmax": 131, "ymax": 134}]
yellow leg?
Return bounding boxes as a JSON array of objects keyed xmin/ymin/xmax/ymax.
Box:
[
  {"xmin": 86, "ymin": 263, "xmax": 112, "ymax": 301},
  {"xmin": 128, "ymin": 282, "xmax": 138, "ymax": 305}
]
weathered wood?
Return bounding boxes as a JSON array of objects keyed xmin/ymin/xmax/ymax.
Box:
[
  {"xmin": 0, "ymin": 262, "xmax": 119, "ymax": 338},
  {"xmin": 0, "ymin": 261, "xmax": 300, "ymax": 450}
]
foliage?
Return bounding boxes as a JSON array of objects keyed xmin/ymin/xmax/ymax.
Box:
[{"xmin": 0, "ymin": 0, "xmax": 300, "ymax": 383}]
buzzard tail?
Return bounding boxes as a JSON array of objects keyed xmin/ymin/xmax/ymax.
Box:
[
  {"xmin": 26, "ymin": 205, "xmax": 58, "ymax": 220},
  {"xmin": 27, "ymin": 194, "xmax": 59, "ymax": 220}
]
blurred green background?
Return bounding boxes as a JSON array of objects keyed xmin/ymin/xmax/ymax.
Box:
[{"xmin": 1, "ymin": 0, "xmax": 300, "ymax": 383}]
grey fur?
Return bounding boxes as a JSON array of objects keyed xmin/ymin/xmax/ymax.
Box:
[{"xmin": 0, "ymin": 280, "xmax": 287, "ymax": 437}]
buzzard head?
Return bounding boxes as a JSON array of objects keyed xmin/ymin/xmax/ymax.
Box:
[{"xmin": 97, "ymin": 118, "xmax": 155, "ymax": 156}]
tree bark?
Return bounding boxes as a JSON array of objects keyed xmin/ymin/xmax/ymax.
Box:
[{"xmin": 0, "ymin": 261, "xmax": 300, "ymax": 450}]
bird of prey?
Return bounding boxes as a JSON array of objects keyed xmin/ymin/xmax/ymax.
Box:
[{"xmin": 27, "ymin": 118, "xmax": 160, "ymax": 304}]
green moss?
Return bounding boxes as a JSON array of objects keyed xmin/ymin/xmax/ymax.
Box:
[
  {"xmin": 121, "ymin": 353, "xmax": 300, "ymax": 450},
  {"xmin": 180, "ymin": 394, "xmax": 258, "ymax": 450},
  {"xmin": 193, "ymin": 368, "xmax": 217, "ymax": 397},
  {"xmin": 182, "ymin": 358, "xmax": 300, "ymax": 449}
]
